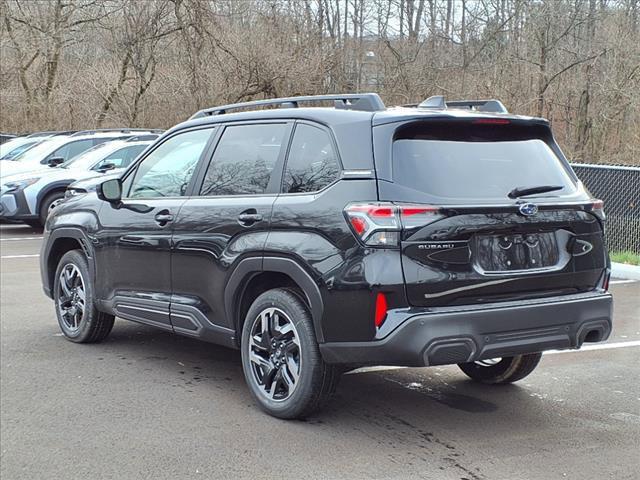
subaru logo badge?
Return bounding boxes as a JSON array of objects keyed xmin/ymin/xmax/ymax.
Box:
[{"xmin": 518, "ymin": 203, "xmax": 538, "ymax": 216}]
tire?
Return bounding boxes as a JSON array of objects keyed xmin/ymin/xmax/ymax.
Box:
[
  {"xmin": 24, "ymin": 220, "xmax": 43, "ymax": 229},
  {"xmin": 53, "ymin": 250, "xmax": 114, "ymax": 343},
  {"xmin": 240, "ymin": 288, "xmax": 340, "ymax": 419},
  {"xmin": 39, "ymin": 190, "xmax": 66, "ymax": 226},
  {"xmin": 458, "ymin": 353, "xmax": 543, "ymax": 384}
]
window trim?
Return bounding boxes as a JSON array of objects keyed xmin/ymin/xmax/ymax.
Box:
[
  {"xmin": 278, "ymin": 120, "xmax": 344, "ymax": 196},
  {"xmin": 192, "ymin": 120, "xmax": 294, "ymax": 198},
  {"xmin": 120, "ymin": 126, "xmax": 217, "ymax": 200}
]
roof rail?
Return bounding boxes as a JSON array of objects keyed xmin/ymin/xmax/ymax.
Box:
[
  {"xmin": 125, "ymin": 134, "xmax": 161, "ymax": 142},
  {"xmin": 190, "ymin": 93, "xmax": 386, "ymax": 119},
  {"xmin": 70, "ymin": 128, "xmax": 164, "ymax": 137},
  {"xmin": 25, "ymin": 130, "xmax": 77, "ymax": 138},
  {"xmin": 416, "ymin": 95, "xmax": 509, "ymax": 114}
]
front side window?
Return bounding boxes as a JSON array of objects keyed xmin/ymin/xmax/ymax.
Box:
[
  {"xmin": 128, "ymin": 129, "xmax": 213, "ymax": 198},
  {"xmin": 282, "ymin": 124, "xmax": 340, "ymax": 193},
  {"xmin": 94, "ymin": 145, "xmax": 147, "ymax": 170},
  {"xmin": 200, "ymin": 123, "xmax": 286, "ymax": 196}
]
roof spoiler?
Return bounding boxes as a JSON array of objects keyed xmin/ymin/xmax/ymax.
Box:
[
  {"xmin": 413, "ymin": 95, "xmax": 509, "ymax": 114},
  {"xmin": 190, "ymin": 93, "xmax": 386, "ymax": 119}
]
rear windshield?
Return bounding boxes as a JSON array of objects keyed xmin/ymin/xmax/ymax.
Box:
[{"xmin": 392, "ymin": 121, "xmax": 576, "ymax": 202}]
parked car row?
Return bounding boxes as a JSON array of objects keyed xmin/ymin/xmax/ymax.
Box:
[{"xmin": 0, "ymin": 128, "xmax": 162, "ymax": 227}]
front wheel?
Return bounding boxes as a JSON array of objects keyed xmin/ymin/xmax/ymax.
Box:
[
  {"xmin": 240, "ymin": 288, "xmax": 340, "ymax": 419},
  {"xmin": 53, "ymin": 250, "xmax": 115, "ymax": 343},
  {"xmin": 39, "ymin": 190, "xmax": 65, "ymax": 226},
  {"xmin": 458, "ymin": 353, "xmax": 543, "ymax": 384}
]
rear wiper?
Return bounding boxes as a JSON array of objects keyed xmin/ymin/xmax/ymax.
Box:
[{"xmin": 508, "ymin": 185, "xmax": 563, "ymax": 199}]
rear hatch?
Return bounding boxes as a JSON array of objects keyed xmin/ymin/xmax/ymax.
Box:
[{"xmin": 374, "ymin": 117, "xmax": 607, "ymax": 307}]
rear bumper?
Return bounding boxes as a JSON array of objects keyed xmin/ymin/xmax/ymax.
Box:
[{"xmin": 319, "ymin": 292, "xmax": 613, "ymax": 366}]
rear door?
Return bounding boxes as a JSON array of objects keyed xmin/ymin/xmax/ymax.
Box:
[
  {"xmin": 169, "ymin": 121, "xmax": 291, "ymax": 339},
  {"xmin": 374, "ymin": 118, "xmax": 607, "ymax": 307}
]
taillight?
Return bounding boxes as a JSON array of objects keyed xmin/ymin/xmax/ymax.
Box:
[
  {"xmin": 344, "ymin": 202, "xmax": 442, "ymax": 246},
  {"xmin": 591, "ymin": 199, "xmax": 605, "ymax": 220},
  {"xmin": 374, "ymin": 292, "xmax": 388, "ymax": 328}
]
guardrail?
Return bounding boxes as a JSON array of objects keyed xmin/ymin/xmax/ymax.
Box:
[{"xmin": 571, "ymin": 163, "xmax": 640, "ymax": 255}]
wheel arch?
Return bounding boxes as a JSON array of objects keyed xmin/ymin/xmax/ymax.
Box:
[
  {"xmin": 35, "ymin": 180, "xmax": 74, "ymax": 214},
  {"xmin": 225, "ymin": 256, "xmax": 325, "ymax": 346},
  {"xmin": 42, "ymin": 228, "xmax": 94, "ymax": 299}
]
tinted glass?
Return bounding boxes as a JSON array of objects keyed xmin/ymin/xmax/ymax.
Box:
[
  {"xmin": 282, "ymin": 124, "xmax": 340, "ymax": 193},
  {"xmin": 44, "ymin": 139, "xmax": 94, "ymax": 163},
  {"xmin": 200, "ymin": 124, "xmax": 286, "ymax": 196},
  {"xmin": 392, "ymin": 122, "xmax": 576, "ymax": 202},
  {"xmin": 128, "ymin": 129, "xmax": 212, "ymax": 198}
]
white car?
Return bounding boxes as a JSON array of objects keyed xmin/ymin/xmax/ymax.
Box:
[
  {"xmin": 0, "ymin": 129, "xmax": 159, "ymax": 179},
  {"xmin": 0, "ymin": 131, "xmax": 75, "ymax": 160},
  {"xmin": 0, "ymin": 138, "xmax": 155, "ymax": 227}
]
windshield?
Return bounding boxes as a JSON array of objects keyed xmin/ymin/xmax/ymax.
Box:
[
  {"xmin": 10, "ymin": 136, "xmax": 69, "ymax": 164},
  {"xmin": 391, "ymin": 122, "xmax": 576, "ymax": 203},
  {"xmin": 0, "ymin": 138, "xmax": 41, "ymax": 160}
]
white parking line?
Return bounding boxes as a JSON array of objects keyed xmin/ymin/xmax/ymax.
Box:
[
  {"xmin": 546, "ymin": 340, "xmax": 640, "ymax": 354},
  {"xmin": 0, "ymin": 236, "xmax": 44, "ymax": 242},
  {"xmin": 0, "ymin": 254, "xmax": 40, "ymax": 259},
  {"xmin": 347, "ymin": 341, "xmax": 640, "ymax": 375},
  {"xmin": 610, "ymin": 279, "xmax": 637, "ymax": 285}
]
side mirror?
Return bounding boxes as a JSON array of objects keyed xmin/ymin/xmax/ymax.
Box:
[
  {"xmin": 97, "ymin": 162, "xmax": 116, "ymax": 173},
  {"xmin": 97, "ymin": 178, "xmax": 122, "ymax": 203},
  {"xmin": 48, "ymin": 156, "xmax": 65, "ymax": 167}
]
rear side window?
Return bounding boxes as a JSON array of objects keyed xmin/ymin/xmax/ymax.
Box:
[
  {"xmin": 44, "ymin": 139, "xmax": 94, "ymax": 163},
  {"xmin": 200, "ymin": 123, "xmax": 286, "ymax": 196},
  {"xmin": 282, "ymin": 124, "xmax": 340, "ymax": 193},
  {"xmin": 392, "ymin": 121, "xmax": 576, "ymax": 202}
]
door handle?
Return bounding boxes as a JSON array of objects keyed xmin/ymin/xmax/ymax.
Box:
[
  {"xmin": 238, "ymin": 212, "xmax": 263, "ymax": 225},
  {"xmin": 154, "ymin": 211, "xmax": 174, "ymax": 226}
]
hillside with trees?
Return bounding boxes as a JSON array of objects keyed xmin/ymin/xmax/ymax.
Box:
[{"xmin": 1, "ymin": 0, "xmax": 638, "ymax": 164}]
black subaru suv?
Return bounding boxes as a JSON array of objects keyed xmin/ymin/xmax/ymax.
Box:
[{"xmin": 40, "ymin": 94, "xmax": 613, "ymax": 419}]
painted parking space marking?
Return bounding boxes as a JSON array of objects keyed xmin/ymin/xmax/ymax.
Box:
[
  {"xmin": 545, "ymin": 340, "xmax": 640, "ymax": 354},
  {"xmin": 0, "ymin": 236, "xmax": 44, "ymax": 242},
  {"xmin": 1, "ymin": 254, "xmax": 40, "ymax": 259},
  {"xmin": 347, "ymin": 341, "xmax": 640, "ymax": 375}
]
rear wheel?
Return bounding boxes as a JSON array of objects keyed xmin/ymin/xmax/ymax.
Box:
[
  {"xmin": 53, "ymin": 250, "xmax": 114, "ymax": 343},
  {"xmin": 458, "ymin": 353, "xmax": 542, "ymax": 384},
  {"xmin": 240, "ymin": 288, "xmax": 340, "ymax": 419}
]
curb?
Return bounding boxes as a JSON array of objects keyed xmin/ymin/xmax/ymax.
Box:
[{"xmin": 611, "ymin": 262, "xmax": 640, "ymax": 281}]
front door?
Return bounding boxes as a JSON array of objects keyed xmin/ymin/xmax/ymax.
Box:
[
  {"xmin": 94, "ymin": 127, "xmax": 216, "ymax": 330},
  {"xmin": 170, "ymin": 122, "xmax": 291, "ymax": 342}
]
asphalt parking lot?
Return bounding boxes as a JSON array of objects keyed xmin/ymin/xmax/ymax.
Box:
[{"xmin": 1, "ymin": 223, "xmax": 638, "ymax": 480}]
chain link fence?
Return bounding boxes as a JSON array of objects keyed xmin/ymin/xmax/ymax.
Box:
[{"xmin": 571, "ymin": 164, "xmax": 640, "ymax": 255}]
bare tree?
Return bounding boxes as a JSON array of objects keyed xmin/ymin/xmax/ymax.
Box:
[{"xmin": 1, "ymin": 0, "xmax": 638, "ymax": 165}]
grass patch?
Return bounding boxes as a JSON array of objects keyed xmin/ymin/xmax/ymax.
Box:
[{"xmin": 610, "ymin": 251, "xmax": 640, "ymax": 266}]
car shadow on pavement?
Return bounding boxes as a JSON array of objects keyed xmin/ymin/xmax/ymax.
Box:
[
  {"xmin": 104, "ymin": 319, "xmax": 553, "ymax": 427},
  {"xmin": 49, "ymin": 320, "xmax": 577, "ymax": 479}
]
